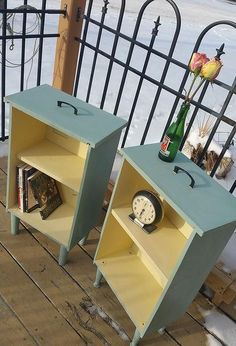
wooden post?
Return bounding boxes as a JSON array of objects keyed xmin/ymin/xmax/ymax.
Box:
[{"xmin": 52, "ymin": 0, "xmax": 86, "ymax": 94}]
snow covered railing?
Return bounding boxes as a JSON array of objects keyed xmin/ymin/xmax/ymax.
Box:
[
  {"xmin": 72, "ymin": 0, "xmax": 236, "ymax": 194},
  {"xmin": 0, "ymin": 0, "xmax": 235, "ymax": 194},
  {"xmin": 0, "ymin": 1, "xmax": 66, "ymax": 141}
]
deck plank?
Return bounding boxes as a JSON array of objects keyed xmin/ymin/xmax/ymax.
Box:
[
  {"xmin": 30, "ymin": 227, "xmax": 178, "ymax": 345},
  {"xmin": 219, "ymin": 298, "xmax": 236, "ymax": 321},
  {"xmin": 0, "ymin": 294, "xmax": 37, "ymax": 346},
  {"xmin": 167, "ymin": 313, "xmax": 222, "ymax": 346},
  {"xmin": 1, "ymin": 155, "xmax": 236, "ymax": 346},
  {"xmin": 0, "ymin": 207, "xmax": 128, "ymax": 345},
  {"xmin": 0, "ymin": 155, "xmax": 7, "ymax": 172},
  {"xmin": 33, "ymin": 225, "xmax": 229, "ymax": 346},
  {"xmin": 0, "ymin": 243, "xmax": 84, "ymax": 345},
  {"xmin": 188, "ymin": 294, "xmax": 236, "ymax": 345}
]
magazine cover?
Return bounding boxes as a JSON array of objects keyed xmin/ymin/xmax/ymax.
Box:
[{"xmin": 28, "ymin": 171, "xmax": 62, "ymax": 220}]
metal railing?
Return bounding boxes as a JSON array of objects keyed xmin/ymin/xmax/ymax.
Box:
[
  {"xmin": 0, "ymin": 0, "xmax": 235, "ymax": 194},
  {"xmin": 73, "ymin": 0, "xmax": 236, "ymax": 194},
  {"xmin": 0, "ymin": 1, "xmax": 66, "ymax": 141}
]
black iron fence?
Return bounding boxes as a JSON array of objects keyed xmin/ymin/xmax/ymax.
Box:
[
  {"xmin": 0, "ymin": 1, "xmax": 66, "ymax": 141},
  {"xmin": 0, "ymin": 0, "xmax": 235, "ymax": 194},
  {"xmin": 73, "ymin": 0, "xmax": 236, "ymax": 194}
]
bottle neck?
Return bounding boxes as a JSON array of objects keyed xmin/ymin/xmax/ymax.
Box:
[{"xmin": 176, "ymin": 101, "xmax": 190, "ymax": 124}]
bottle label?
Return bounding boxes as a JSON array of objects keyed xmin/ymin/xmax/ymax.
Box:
[{"xmin": 160, "ymin": 135, "xmax": 171, "ymax": 156}]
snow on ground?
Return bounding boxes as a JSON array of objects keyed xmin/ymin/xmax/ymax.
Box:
[
  {"xmin": 2, "ymin": 1, "xmax": 236, "ymax": 148},
  {"xmin": 197, "ymin": 304, "xmax": 236, "ymax": 346}
]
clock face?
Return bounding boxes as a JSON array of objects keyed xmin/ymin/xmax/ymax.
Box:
[{"xmin": 132, "ymin": 190, "xmax": 163, "ymax": 225}]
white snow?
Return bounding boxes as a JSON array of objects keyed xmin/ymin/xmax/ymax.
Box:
[
  {"xmin": 0, "ymin": 140, "xmax": 8, "ymax": 158},
  {"xmin": 198, "ymin": 304, "xmax": 236, "ymax": 346},
  {"xmin": 186, "ymin": 128, "xmax": 232, "ymax": 157},
  {"xmin": 1, "ymin": 1, "xmax": 236, "ymax": 152},
  {"xmin": 82, "ymin": 299, "xmax": 129, "ymax": 341},
  {"xmin": 206, "ymin": 335, "xmax": 223, "ymax": 346}
]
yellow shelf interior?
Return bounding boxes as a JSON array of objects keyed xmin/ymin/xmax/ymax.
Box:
[
  {"xmin": 95, "ymin": 159, "xmax": 193, "ymax": 332},
  {"xmin": 111, "ymin": 160, "xmax": 193, "ymax": 239},
  {"xmin": 95, "ymin": 214, "xmax": 165, "ymax": 329},
  {"xmin": 18, "ymin": 139, "xmax": 85, "ymax": 192},
  {"xmin": 9, "ymin": 203, "xmax": 74, "ymax": 247},
  {"xmin": 96, "ymin": 248, "xmax": 163, "ymax": 330},
  {"xmin": 112, "ymin": 207, "xmax": 189, "ymax": 286}
]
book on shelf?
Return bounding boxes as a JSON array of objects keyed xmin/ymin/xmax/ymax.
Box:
[
  {"xmin": 23, "ymin": 165, "xmax": 39, "ymax": 213},
  {"xmin": 16, "ymin": 163, "xmax": 28, "ymax": 211},
  {"xmin": 16, "ymin": 163, "xmax": 38, "ymax": 212},
  {"xmin": 28, "ymin": 171, "xmax": 62, "ymax": 220}
]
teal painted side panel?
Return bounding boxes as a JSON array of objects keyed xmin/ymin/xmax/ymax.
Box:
[
  {"xmin": 68, "ymin": 132, "xmax": 121, "ymax": 249},
  {"xmin": 5, "ymin": 84, "xmax": 126, "ymax": 148},
  {"xmin": 144, "ymin": 223, "xmax": 235, "ymax": 335},
  {"xmin": 122, "ymin": 143, "xmax": 236, "ymax": 235}
]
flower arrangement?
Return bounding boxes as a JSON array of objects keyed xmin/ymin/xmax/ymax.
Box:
[
  {"xmin": 159, "ymin": 44, "xmax": 225, "ymax": 163},
  {"xmin": 182, "ymin": 44, "xmax": 234, "ymax": 179},
  {"xmin": 185, "ymin": 44, "xmax": 225, "ymax": 103}
]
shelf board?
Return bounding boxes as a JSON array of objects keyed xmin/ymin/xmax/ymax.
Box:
[
  {"xmin": 112, "ymin": 207, "xmax": 188, "ymax": 285},
  {"xmin": 18, "ymin": 140, "xmax": 85, "ymax": 191},
  {"xmin": 10, "ymin": 203, "xmax": 74, "ymax": 247},
  {"xmin": 96, "ymin": 250, "xmax": 163, "ymax": 330}
]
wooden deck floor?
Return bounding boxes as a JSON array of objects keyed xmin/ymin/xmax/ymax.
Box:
[{"xmin": 1, "ymin": 156, "xmax": 236, "ymax": 346}]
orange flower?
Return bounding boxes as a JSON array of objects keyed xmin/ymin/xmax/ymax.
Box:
[
  {"xmin": 200, "ymin": 57, "xmax": 223, "ymax": 81},
  {"xmin": 189, "ymin": 52, "xmax": 209, "ymax": 76}
]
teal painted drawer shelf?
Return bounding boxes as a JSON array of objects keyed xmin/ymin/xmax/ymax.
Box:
[
  {"xmin": 94, "ymin": 143, "xmax": 236, "ymax": 345},
  {"xmin": 5, "ymin": 84, "xmax": 126, "ymax": 265}
]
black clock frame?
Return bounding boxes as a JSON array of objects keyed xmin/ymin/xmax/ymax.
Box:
[{"xmin": 129, "ymin": 189, "xmax": 164, "ymax": 233}]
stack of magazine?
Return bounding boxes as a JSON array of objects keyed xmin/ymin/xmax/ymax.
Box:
[{"xmin": 16, "ymin": 163, "xmax": 62, "ymax": 219}]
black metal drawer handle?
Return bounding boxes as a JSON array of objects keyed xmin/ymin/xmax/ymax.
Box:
[
  {"xmin": 173, "ymin": 166, "xmax": 195, "ymax": 188},
  {"xmin": 57, "ymin": 100, "xmax": 78, "ymax": 115}
]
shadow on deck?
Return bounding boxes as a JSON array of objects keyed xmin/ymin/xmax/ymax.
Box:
[{"xmin": 0, "ymin": 156, "xmax": 236, "ymax": 346}]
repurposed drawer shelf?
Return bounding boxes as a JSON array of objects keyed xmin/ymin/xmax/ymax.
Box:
[
  {"xmin": 94, "ymin": 143, "xmax": 236, "ymax": 345},
  {"xmin": 5, "ymin": 84, "xmax": 126, "ymax": 265}
]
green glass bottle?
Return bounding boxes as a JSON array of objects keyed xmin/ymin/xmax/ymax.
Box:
[{"xmin": 158, "ymin": 102, "xmax": 190, "ymax": 162}]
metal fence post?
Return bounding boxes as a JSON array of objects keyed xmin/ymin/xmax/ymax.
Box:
[{"xmin": 52, "ymin": 0, "xmax": 86, "ymax": 94}]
